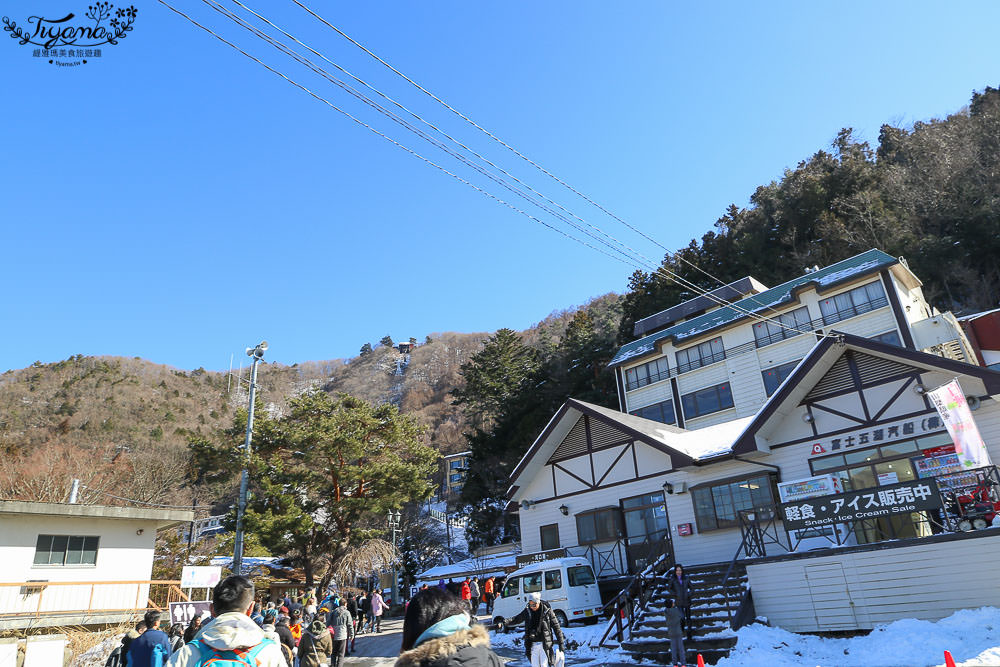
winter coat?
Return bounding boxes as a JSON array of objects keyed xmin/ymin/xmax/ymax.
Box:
[
  {"xmin": 274, "ymin": 621, "xmax": 296, "ymax": 653},
  {"xmin": 664, "ymin": 607, "xmax": 685, "ymax": 642},
  {"xmin": 126, "ymin": 628, "xmax": 171, "ymax": 667},
  {"xmin": 667, "ymin": 574, "xmax": 692, "ymax": 608},
  {"xmin": 346, "ymin": 597, "xmax": 358, "ymax": 617},
  {"xmin": 298, "ymin": 629, "xmax": 333, "ymax": 667},
  {"xmin": 394, "ymin": 624, "xmax": 503, "ymax": 667},
  {"xmin": 261, "ymin": 625, "xmax": 291, "ymax": 667},
  {"xmin": 328, "ymin": 607, "xmax": 354, "ymax": 641},
  {"xmin": 469, "ymin": 580, "xmax": 480, "ymax": 600},
  {"xmin": 508, "ymin": 601, "xmax": 565, "ymax": 661},
  {"xmin": 120, "ymin": 629, "xmax": 141, "ymax": 667},
  {"xmin": 460, "ymin": 582, "xmax": 472, "ymax": 601},
  {"xmin": 361, "ymin": 596, "xmax": 373, "ymax": 615},
  {"xmin": 371, "ymin": 592, "xmax": 389, "ymax": 617},
  {"xmin": 483, "ymin": 579, "xmax": 494, "ymax": 597},
  {"xmin": 166, "ymin": 612, "xmax": 286, "ymax": 667}
]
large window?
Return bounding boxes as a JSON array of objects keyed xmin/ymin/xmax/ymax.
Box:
[
  {"xmin": 625, "ymin": 357, "xmax": 671, "ymax": 391},
  {"xmin": 753, "ymin": 307, "xmax": 812, "ymax": 347},
  {"xmin": 629, "ymin": 398, "xmax": 676, "ymax": 425},
  {"xmin": 522, "ymin": 572, "xmax": 543, "ymax": 593},
  {"xmin": 539, "ymin": 523, "xmax": 560, "ymax": 551},
  {"xmin": 567, "ymin": 565, "xmax": 596, "ymax": 587},
  {"xmin": 33, "ymin": 535, "xmax": 99, "ymax": 566},
  {"xmin": 819, "ymin": 282, "xmax": 887, "ymax": 325},
  {"xmin": 675, "ymin": 337, "xmax": 726, "ymax": 374},
  {"xmin": 691, "ymin": 475, "xmax": 775, "ymax": 532},
  {"xmin": 871, "ymin": 330, "xmax": 902, "ymax": 347},
  {"xmin": 501, "ymin": 577, "xmax": 520, "ymax": 598},
  {"xmin": 809, "ymin": 433, "xmax": 953, "ymax": 491},
  {"xmin": 544, "ymin": 569, "xmax": 563, "ymax": 590},
  {"xmin": 761, "ymin": 360, "xmax": 800, "ymax": 397},
  {"xmin": 681, "ymin": 382, "xmax": 734, "ymax": 420},
  {"xmin": 449, "ymin": 459, "xmax": 465, "ymax": 470},
  {"xmin": 575, "ymin": 507, "xmax": 622, "ymax": 544}
]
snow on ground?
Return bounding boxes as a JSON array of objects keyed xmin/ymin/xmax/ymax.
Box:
[
  {"xmin": 492, "ymin": 607, "xmax": 1000, "ymax": 667},
  {"xmin": 715, "ymin": 607, "xmax": 1000, "ymax": 667}
]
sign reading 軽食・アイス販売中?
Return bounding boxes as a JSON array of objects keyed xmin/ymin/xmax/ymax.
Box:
[{"xmin": 779, "ymin": 478, "xmax": 941, "ymax": 532}]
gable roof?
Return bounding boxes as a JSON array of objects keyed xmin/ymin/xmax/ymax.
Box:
[
  {"xmin": 609, "ymin": 249, "xmax": 899, "ymax": 367},
  {"xmin": 730, "ymin": 332, "xmax": 1000, "ymax": 455}
]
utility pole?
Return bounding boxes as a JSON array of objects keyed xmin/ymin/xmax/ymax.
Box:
[
  {"xmin": 233, "ymin": 341, "xmax": 267, "ymax": 576},
  {"xmin": 388, "ymin": 510, "xmax": 401, "ymax": 604}
]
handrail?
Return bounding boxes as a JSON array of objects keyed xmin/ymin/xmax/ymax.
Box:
[
  {"xmin": 597, "ymin": 537, "xmax": 673, "ymax": 647},
  {"xmin": 0, "ymin": 580, "xmax": 185, "ymax": 622}
]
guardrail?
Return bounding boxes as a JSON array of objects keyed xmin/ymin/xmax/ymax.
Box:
[{"xmin": 0, "ymin": 580, "xmax": 188, "ymax": 621}]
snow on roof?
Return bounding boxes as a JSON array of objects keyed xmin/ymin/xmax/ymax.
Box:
[
  {"xmin": 609, "ymin": 249, "xmax": 898, "ymax": 367},
  {"xmin": 416, "ymin": 550, "xmax": 520, "ymax": 582}
]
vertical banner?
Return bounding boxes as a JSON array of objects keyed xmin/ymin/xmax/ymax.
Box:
[{"xmin": 927, "ymin": 380, "xmax": 991, "ymax": 469}]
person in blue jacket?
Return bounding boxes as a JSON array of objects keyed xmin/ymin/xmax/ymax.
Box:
[{"xmin": 127, "ymin": 610, "xmax": 172, "ymax": 667}]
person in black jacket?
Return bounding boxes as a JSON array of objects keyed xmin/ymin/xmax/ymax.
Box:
[
  {"xmin": 507, "ymin": 593, "xmax": 565, "ymax": 667},
  {"xmin": 666, "ymin": 563, "xmax": 693, "ymax": 641},
  {"xmin": 395, "ymin": 588, "xmax": 503, "ymax": 667},
  {"xmin": 274, "ymin": 614, "xmax": 297, "ymax": 656}
]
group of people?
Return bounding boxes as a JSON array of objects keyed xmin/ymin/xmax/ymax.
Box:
[
  {"xmin": 113, "ymin": 578, "xmax": 395, "ymax": 667},
  {"xmin": 430, "ymin": 575, "xmax": 498, "ymax": 615}
]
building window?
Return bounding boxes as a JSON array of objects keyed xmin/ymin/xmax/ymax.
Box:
[
  {"xmin": 819, "ymin": 282, "xmax": 887, "ymax": 326},
  {"xmin": 681, "ymin": 382, "xmax": 734, "ymax": 419},
  {"xmin": 449, "ymin": 460, "xmax": 465, "ymax": 470},
  {"xmin": 539, "ymin": 523, "xmax": 560, "ymax": 551},
  {"xmin": 761, "ymin": 360, "xmax": 800, "ymax": 397},
  {"xmin": 449, "ymin": 473, "xmax": 463, "ymax": 483},
  {"xmin": 675, "ymin": 337, "xmax": 726, "ymax": 374},
  {"xmin": 753, "ymin": 307, "xmax": 812, "ymax": 348},
  {"xmin": 691, "ymin": 475, "xmax": 776, "ymax": 532},
  {"xmin": 629, "ymin": 398, "xmax": 676, "ymax": 425},
  {"xmin": 871, "ymin": 330, "xmax": 902, "ymax": 347},
  {"xmin": 807, "ymin": 433, "xmax": 952, "ymax": 491},
  {"xmin": 575, "ymin": 507, "xmax": 622, "ymax": 544},
  {"xmin": 33, "ymin": 535, "xmax": 99, "ymax": 566},
  {"xmin": 625, "ymin": 357, "xmax": 671, "ymax": 391}
]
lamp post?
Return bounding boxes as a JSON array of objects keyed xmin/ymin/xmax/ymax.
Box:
[
  {"xmin": 233, "ymin": 340, "xmax": 267, "ymax": 577},
  {"xmin": 388, "ymin": 509, "xmax": 402, "ymax": 605}
]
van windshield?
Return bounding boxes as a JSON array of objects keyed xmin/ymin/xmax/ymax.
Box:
[{"xmin": 567, "ymin": 565, "xmax": 596, "ymax": 587}]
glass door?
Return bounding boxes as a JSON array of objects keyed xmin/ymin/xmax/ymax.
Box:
[{"xmin": 621, "ymin": 491, "xmax": 671, "ymax": 572}]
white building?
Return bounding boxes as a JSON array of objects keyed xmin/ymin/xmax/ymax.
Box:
[
  {"xmin": 0, "ymin": 500, "xmax": 193, "ymax": 630},
  {"xmin": 508, "ymin": 251, "xmax": 1000, "ymax": 632}
]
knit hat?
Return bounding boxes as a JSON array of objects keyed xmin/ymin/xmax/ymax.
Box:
[
  {"xmin": 310, "ymin": 619, "xmax": 326, "ymax": 635},
  {"xmin": 528, "ymin": 592, "xmax": 542, "ymax": 604}
]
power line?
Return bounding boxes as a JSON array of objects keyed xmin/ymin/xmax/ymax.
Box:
[
  {"xmin": 156, "ymin": 0, "xmax": 643, "ymax": 271},
  {"xmin": 203, "ymin": 0, "xmax": 648, "ymax": 270},
  {"xmin": 168, "ymin": 2, "xmax": 820, "ymax": 340},
  {"xmin": 80, "ymin": 484, "xmax": 215, "ymax": 510}
]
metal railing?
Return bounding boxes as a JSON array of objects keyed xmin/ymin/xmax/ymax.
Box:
[
  {"xmin": 0, "ymin": 580, "xmax": 188, "ymax": 622},
  {"xmin": 597, "ymin": 539, "xmax": 674, "ymax": 647},
  {"xmin": 565, "ymin": 540, "xmax": 629, "ymax": 578},
  {"xmin": 623, "ymin": 297, "xmax": 890, "ymax": 391}
]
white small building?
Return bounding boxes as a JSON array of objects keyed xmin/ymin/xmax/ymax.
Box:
[{"xmin": 0, "ymin": 500, "xmax": 193, "ymax": 630}]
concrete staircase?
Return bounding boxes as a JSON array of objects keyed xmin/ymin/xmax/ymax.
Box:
[{"xmin": 620, "ymin": 562, "xmax": 748, "ymax": 665}]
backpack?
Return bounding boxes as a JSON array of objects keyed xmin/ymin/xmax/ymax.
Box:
[
  {"xmin": 191, "ymin": 637, "xmax": 275, "ymax": 667},
  {"xmin": 152, "ymin": 644, "xmax": 167, "ymax": 667}
]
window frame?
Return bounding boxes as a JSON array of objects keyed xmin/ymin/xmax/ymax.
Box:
[
  {"xmin": 675, "ymin": 337, "xmax": 726, "ymax": 374},
  {"xmin": 539, "ymin": 523, "xmax": 560, "ymax": 551},
  {"xmin": 690, "ymin": 474, "xmax": 776, "ymax": 532},
  {"xmin": 680, "ymin": 382, "xmax": 735, "ymax": 420},
  {"xmin": 761, "ymin": 359, "xmax": 801, "ymax": 397},
  {"xmin": 871, "ymin": 330, "xmax": 903, "ymax": 347},
  {"xmin": 575, "ymin": 507, "xmax": 622, "ymax": 545},
  {"xmin": 33, "ymin": 534, "xmax": 99, "ymax": 567},
  {"xmin": 819, "ymin": 281, "xmax": 888, "ymax": 326},
  {"xmin": 522, "ymin": 572, "xmax": 543, "ymax": 594},
  {"xmin": 628, "ymin": 398, "xmax": 676, "ymax": 425},
  {"xmin": 544, "ymin": 569, "xmax": 563, "ymax": 590},
  {"xmin": 624, "ymin": 356, "xmax": 671, "ymax": 391},
  {"xmin": 753, "ymin": 306, "xmax": 812, "ymax": 348}
]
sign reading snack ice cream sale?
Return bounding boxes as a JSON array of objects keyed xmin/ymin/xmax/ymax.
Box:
[{"xmin": 779, "ymin": 478, "xmax": 941, "ymax": 532}]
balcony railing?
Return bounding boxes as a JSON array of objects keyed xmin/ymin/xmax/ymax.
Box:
[
  {"xmin": 624, "ymin": 297, "xmax": 890, "ymax": 391},
  {"xmin": 0, "ymin": 580, "xmax": 187, "ymax": 623}
]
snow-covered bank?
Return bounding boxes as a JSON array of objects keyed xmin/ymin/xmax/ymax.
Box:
[
  {"xmin": 490, "ymin": 607, "xmax": 1000, "ymax": 667},
  {"xmin": 716, "ymin": 607, "xmax": 1000, "ymax": 667}
]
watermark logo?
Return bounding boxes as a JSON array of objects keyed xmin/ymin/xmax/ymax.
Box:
[{"xmin": 2, "ymin": 2, "xmax": 138, "ymax": 67}]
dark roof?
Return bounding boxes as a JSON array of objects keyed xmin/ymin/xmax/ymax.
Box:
[
  {"xmin": 633, "ymin": 277, "xmax": 769, "ymax": 338},
  {"xmin": 609, "ymin": 249, "xmax": 899, "ymax": 367},
  {"xmin": 730, "ymin": 331, "xmax": 1000, "ymax": 455}
]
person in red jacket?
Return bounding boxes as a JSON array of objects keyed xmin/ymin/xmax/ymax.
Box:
[{"xmin": 460, "ymin": 578, "xmax": 473, "ymax": 614}]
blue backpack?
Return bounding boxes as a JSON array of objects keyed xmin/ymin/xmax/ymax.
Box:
[
  {"xmin": 152, "ymin": 644, "xmax": 167, "ymax": 667},
  {"xmin": 190, "ymin": 638, "xmax": 275, "ymax": 667}
]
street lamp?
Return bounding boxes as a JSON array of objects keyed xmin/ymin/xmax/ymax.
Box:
[
  {"xmin": 388, "ymin": 509, "xmax": 402, "ymax": 605},
  {"xmin": 233, "ymin": 340, "xmax": 267, "ymax": 577}
]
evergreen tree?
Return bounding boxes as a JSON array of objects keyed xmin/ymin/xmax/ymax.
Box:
[
  {"xmin": 360, "ymin": 342, "xmax": 373, "ymax": 357},
  {"xmin": 380, "ymin": 335, "xmax": 394, "ymax": 348}
]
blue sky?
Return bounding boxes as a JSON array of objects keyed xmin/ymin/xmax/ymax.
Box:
[{"xmin": 3, "ymin": 1, "xmax": 999, "ymax": 372}]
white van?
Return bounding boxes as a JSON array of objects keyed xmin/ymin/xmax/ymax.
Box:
[{"xmin": 492, "ymin": 557, "xmax": 602, "ymax": 631}]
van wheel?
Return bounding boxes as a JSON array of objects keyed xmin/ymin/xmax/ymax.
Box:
[
  {"xmin": 583, "ymin": 616, "xmax": 600, "ymax": 625},
  {"xmin": 554, "ymin": 610, "xmax": 569, "ymax": 627},
  {"xmin": 493, "ymin": 617, "xmax": 506, "ymax": 633}
]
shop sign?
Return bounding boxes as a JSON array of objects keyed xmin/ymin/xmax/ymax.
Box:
[
  {"xmin": 779, "ymin": 478, "xmax": 941, "ymax": 531},
  {"xmin": 806, "ymin": 414, "xmax": 944, "ymax": 457},
  {"xmin": 927, "ymin": 380, "xmax": 991, "ymax": 469},
  {"xmin": 516, "ymin": 549, "xmax": 566, "ymax": 567}
]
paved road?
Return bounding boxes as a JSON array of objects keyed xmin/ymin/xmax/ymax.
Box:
[{"xmin": 345, "ymin": 616, "xmax": 406, "ymax": 667}]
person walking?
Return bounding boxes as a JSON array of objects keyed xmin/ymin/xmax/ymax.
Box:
[
  {"xmin": 261, "ymin": 611, "xmax": 292, "ymax": 667},
  {"xmin": 664, "ymin": 598, "xmax": 686, "ymax": 667},
  {"xmin": 507, "ymin": 593, "xmax": 565, "ymax": 667},
  {"xmin": 359, "ymin": 592, "xmax": 373, "ymax": 634},
  {"xmin": 126, "ymin": 611, "xmax": 171, "ymax": 667},
  {"xmin": 459, "ymin": 579, "xmax": 472, "ymax": 612},
  {"xmin": 371, "ymin": 589, "xmax": 390, "ymax": 633},
  {"xmin": 483, "ymin": 578, "xmax": 495, "ymax": 615},
  {"xmin": 120, "ymin": 621, "xmax": 146, "ymax": 667},
  {"xmin": 298, "ymin": 619, "xmax": 333, "ymax": 667},
  {"xmin": 666, "ymin": 564, "xmax": 693, "ymax": 641},
  {"xmin": 395, "ymin": 588, "xmax": 504, "ymax": 667},
  {"xmin": 327, "ymin": 599, "xmax": 354, "ymax": 667},
  {"xmin": 167, "ymin": 575, "xmax": 285, "ymax": 667},
  {"xmin": 345, "ymin": 595, "xmax": 359, "ymax": 651},
  {"xmin": 469, "ymin": 578, "xmax": 481, "ymax": 616}
]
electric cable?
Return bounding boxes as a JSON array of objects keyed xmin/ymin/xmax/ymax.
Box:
[
  {"xmin": 157, "ymin": 0, "xmax": 644, "ymax": 271},
  {"xmin": 79, "ymin": 484, "xmax": 215, "ymax": 510}
]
